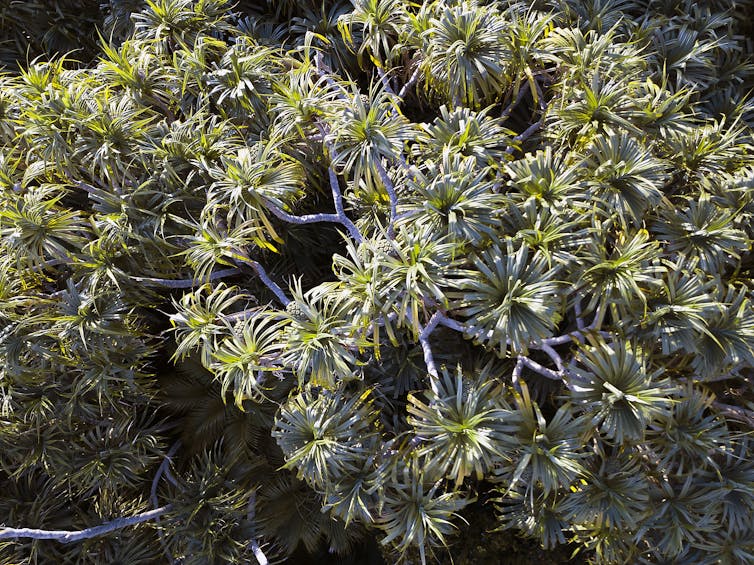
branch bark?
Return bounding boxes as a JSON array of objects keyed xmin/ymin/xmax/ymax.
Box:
[
  {"xmin": 131, "ymin": 268, "xmax": 241, "ymax": 288},
  {"xmin": 151, "ymin": 441, "xmax": 181, "ymax": 565},
  {"xmin": 373, "ymin": 159, "xmax": 398, "ymax": 239},
  {"xmin": 233, "ymin": 253, "xmax": 291, "ymax": 307},
  {"xmin": 0, "ymin": 506, "xmax": 172, "ymax": 543}
]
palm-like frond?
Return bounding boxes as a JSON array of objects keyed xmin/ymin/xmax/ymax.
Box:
[
  {"xmin": 340, "ymin": 0, "xmax": 406, "ymax": 66},
  {"xmin": 374, "ymin": 225, "xmax": 456, "ymax": 338},
  {"xmin": 418, "ymin": 105, "xmax": 514, "ymax": 168},
  {"xmin": 407, "ymin": 365, "xmax": 516, "ymax": 485},
  {"xmin": 568, "ymin": 340, "xmax": 672, "ymax": 443},
  {"xmin": 505, "ymin": 146, "xmax": 581, "ymax": 206},
  {"xmin": 270, "ymin": 71, "xmax": 341, "ymax": 139},
  {"xmin": 169, "ymin": 283, "xmax": 242, "ymax": 366},
  {"xmin": 494, "ymin": 384, "xmax": 587, "ymax": 497},
  {"xmin": 377, "ymin": 460, "xmax": 470, "ymax": 565},
  {"xmin": 652, "ymin": 194, "xmax": 750, "ymax": 273},
  {"xmin": 421, "ymin": 1, "xmax": 509, "ymax": 107},
  {"xmin": 0, "ymin": 188, "xmax": 89, "ymax": 268},
  {"xmin": 659, "ymin": 120, "xmax": 750, "ymax": 187},
  {"xmin": 636, "ymin": 263, "xmax": 719, "ymax": 355},
  {"xmin": 576, "ymin": 228, "xmax": 663, "ymax": 314},
  {"xmin": 493, "ymin": 482, "xmax": 570, "ymax": 550},
  {"xmin": 281, "ymin": 281, "xmax": 370, "ymax": 387},
  {"xmin": 210, "ymin": 311, "xmax": 287, "ymax": 407},
  {"xmin": 639, "ymin": 476, "xmax": 719, "ymax": 559},
  {"xmin": 329, "ymin": 83, "xmax": 416, "ymax": 186},
  {"xmin": 205, "ymin": 140, "xmax": 305, "ymax": 249},
  {"xmin": 554, "ymin": 74, "xmax": 644, "ymax": 145},
  {"xmin": 647, "ymin": 385, "xmax": 729, "ymax": 473},
  {"xmin": 706, "ymin": 439, "xmax": 754, "ymax": 536},
  {"xmin": 579, "ymin": 133, "xmax": 667, "ymax": 226},
  {"xmin": 562, "ymin": 454, "xmax": 650, "ymax": 531},
  {"xmin": 502, "ymin": 199, "xmax": 588, "ymax": 266},
  {"xmin": 452, "ymin": 240, "xmax": 562, "ymax": 354},
  {"xmin": 205, "ymin": 39, "xmax": 276, "ymax": 114},
  {"xmin": 691, "ymin": 283, "xmax": 754, "ymax": 378},
  {"xmin": 272, "ymin": 387, "xmax": 379, "ymax": 488},
  {"xmin": 400, "ymin": 151, "xmax": 504, "ymax": 246}
]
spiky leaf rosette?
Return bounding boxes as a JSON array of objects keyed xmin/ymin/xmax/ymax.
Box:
[
  {"xmin": 1, "ymin": 0, "xmax": 754, "ymax": 563},
  {"xmin": 493, "ymin": 384, "xmax": 588, "ymax": 498},
  {"xmin": 377, "ymin": 458, "xmax": 470, "ymax": 565},
  {"xmin": 407, "ymin": 364, "xmax": 516, "ymax": 485},
  {"xmin": 568, "ymin": 340, "xmax": 673, "ymax": 444},
  {"xmin": 452, "ymin": 239, "xmax": 562, "ymax": 355},
  {"xmin": 421, "ymin": 1, "xmax": 510, "ymax": 107},
  {"xmin": 272, "ymin": 387, "xmax": 380, "ymax": 489}
]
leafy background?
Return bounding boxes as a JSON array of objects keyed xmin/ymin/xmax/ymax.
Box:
[{"xmin": 0, "ymin": 0, "xmax": 753, "ymax": 563}]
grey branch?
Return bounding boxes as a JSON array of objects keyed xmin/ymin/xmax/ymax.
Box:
[
  {"xmin": 314, "ymin": 52, "xmax": 348, "ymax": 99},
  {"xmin": 0, "ymin": 506, "xmax": 172, "ymax": 543},
  {"xmin": 519, "ymin": 356, "xmax": 562, "ymax": 380},
  {"xmin": 379, "ymin": 66, "xmax": 421, "ymax": 101},
  {"xmin": 259, "ymin": 153, "xmax": 362, "ymax": 243},
  {"xmin": 540, "ymin": 343, "xmax": 566, "ymax": 374},
  {"xmin": 417, "ymin": 311, "xmax": 467, "ymax": 383},
  {"xmin": 574, "ymin": 296, "xmax": 586, "ymax": 331},
  {"xmin": 501, "ymin": 82, "xmax": 530, "ymax": 121},
  {"xmin": 513, "ymin": 120, "xmax": 543, "ymax": 144},
  {"xmin": 398, "ymin": 67, "xmax": 422, "ymax": 99},
  {"xmin": 373, "ymin": 159, "xmax": 398, "ymax": 239},
  {"xmin": 223, "ymin": 307, "xmax": 263, "ymax": 323},
  {"xmin": 247, "ymin": 492, "xmax": 269, "ymax": 565},
  {"xmin": 437, "ymin": 314, "xmax": 465, "ymax": 333},
  {"xmin": 264, "ymin": 198, "xmax": 343, "ymax": 226},
  {"xmin": 328, "ymin": 167, "xmax": 364, "ymax": 243},
  {"xmin": 131, "ymin": 268, "xmax": 241, "ymax": 288},
  {"xmin": 506, "ymin": 99, "xmax": 548, "ymax": 153},
  {"xmin": 151, "ymin": 441, "xmax": 181, "ymax": 565},
  {"xmin": 234, "ymin": 254, "xmax": 291, "ymax": 307},
  {"xmin": 713, "ymin": 402, "xmax": 754, "ymax": 427},
  {"xmin": 418, "ymin": 312, "xmax": 444, "ymax": 379},
  {"xmin": 512, "ymin": 357, "xmax": 525, "ymax": 387}
]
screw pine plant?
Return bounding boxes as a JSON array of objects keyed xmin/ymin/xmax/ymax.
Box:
[{"xmin": 0, "ymin": 1, "xmax": 753, "ymax": 564}]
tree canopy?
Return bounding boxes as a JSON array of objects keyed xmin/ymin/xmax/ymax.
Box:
[{"xmin": 1, "ymin": 1, "xmax": 753, "ymax": 563}]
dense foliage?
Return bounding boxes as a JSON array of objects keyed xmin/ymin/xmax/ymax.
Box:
[{"xmin": 1, "ymin": 0, "xmax": 754, "ymax": 563}]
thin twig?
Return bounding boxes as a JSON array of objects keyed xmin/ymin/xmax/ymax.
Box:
[
  {"xmin": 233, "ymin": 253, "xmax": 291, "ymax": 306},
  {"xmin": 150, "ymin": 442, "xmax": 181, "ymax": 509},
  {"xmin": 398, "ymin": 67, "xmax": 422, "ymax": 100},
  {"xmin": 151, "ymin": 441, "xmax": 181, "ymax": 565},
  {"xmin": 314, "ymin": 52, "xmax": 348, "ymax": 99},
  {"xmin": 377, "ymin": 67, "xmax": 396, "ymax": 96},
  {"xmin": 373, "ymin": 159, "xmax": 398, "ymax": 239},
  {"xmin": 131, "ymin": 268, "xmax": 241, "ymax": 289},
  {"xmin": 519, "ymin": 356, "xmax": 562, "ymax": 380},
  {"xmin": 327, "ymin": 167, "xmax": 363, "ymax": 243},
  {"xmin": 501, "ymin": 82, "xmax": 530, "ymax": 121},
  {"xmin": 247, "ymin": 492, "xmax": 268, "ymax": 565},
  {"xmin": 0, "ymin": 506, "xmax": 172, "ymax": 543}
]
